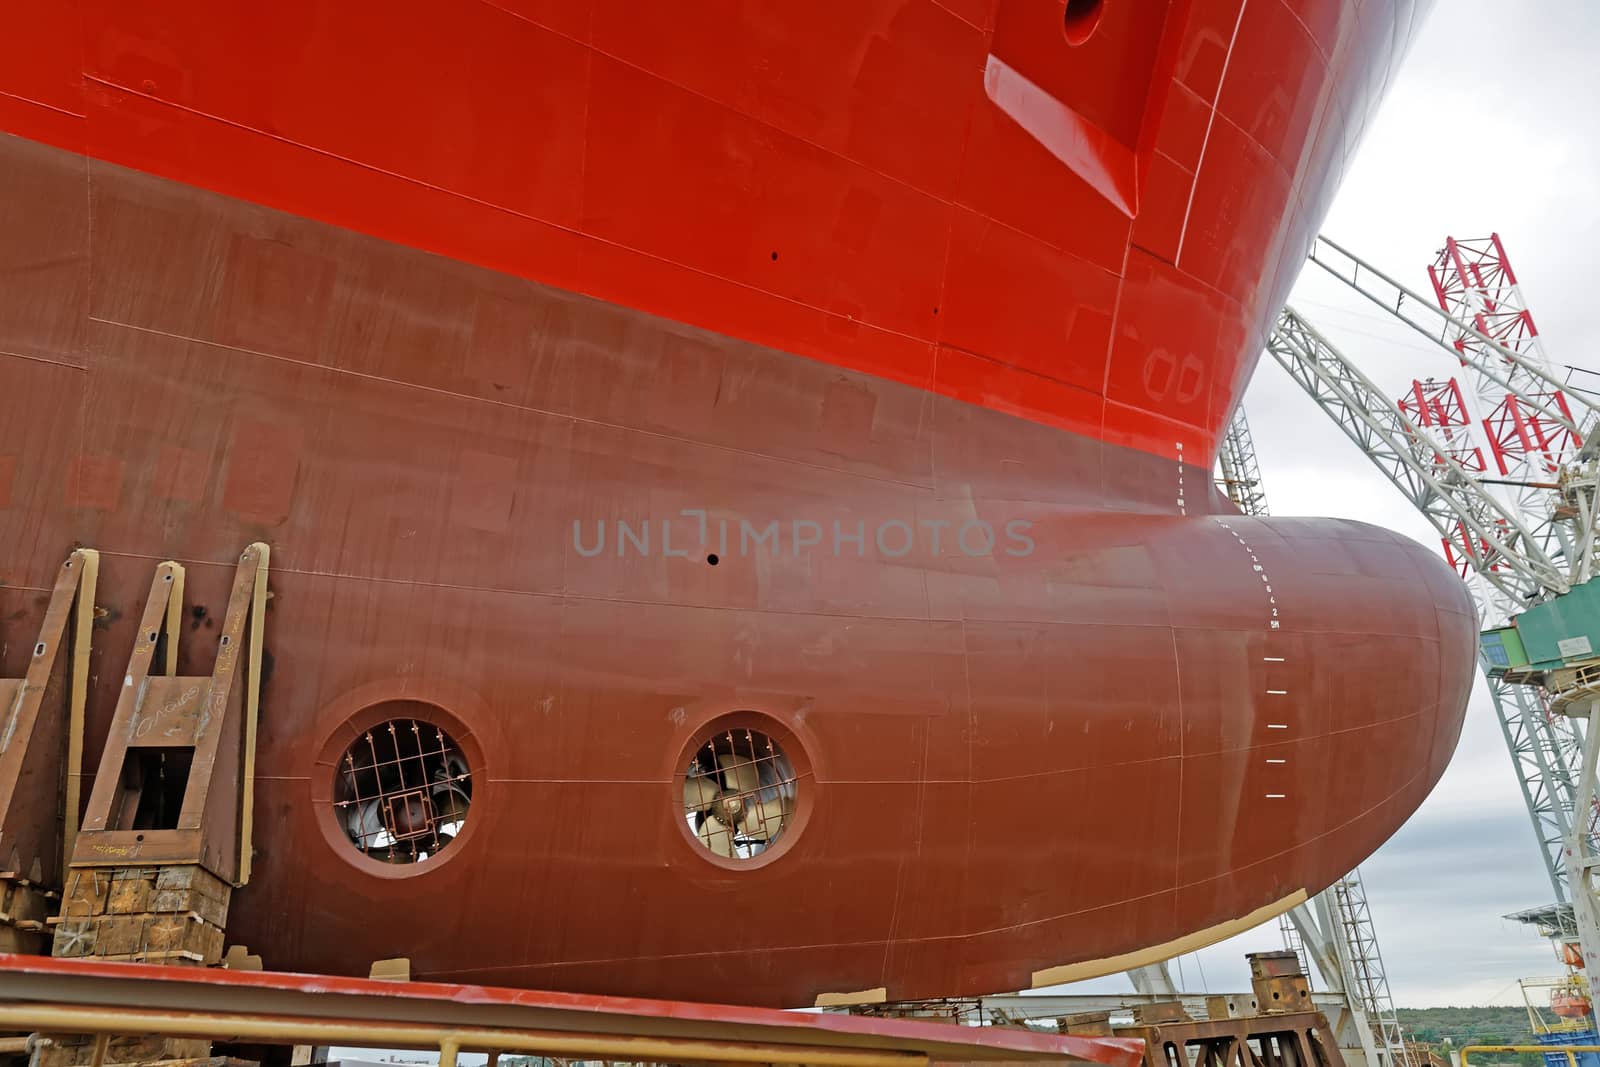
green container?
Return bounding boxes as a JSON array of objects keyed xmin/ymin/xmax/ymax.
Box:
[
  {"xmin": 1479, "ymin": 625, "xmax": 1529, "ymax": 672},
  {"xmin": 1512, "ymin": 577, "xmax": 1600, "ymax": 670}
]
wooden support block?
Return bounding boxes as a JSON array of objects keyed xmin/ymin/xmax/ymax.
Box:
[
  {"xmin": 151, "ymin": 866, "xmax": 230, "ymax": 927},
  {"xmin": 222, "ymin": 944, "xmax": 263, "ymax": 971},
  {"xmin": 104, "ymin": 1035, "xmax": 205, "ymax": 1062},
  {"xmin": 153, "ymin": 866, "xmax": 213, "ymax": 894},
  {"xmin": 36, "ymin": 1034, "xmax": 213, "ymax": 1066},
  {"xmin": 52, "ymin": 906, "xmax": 225, "ymax": 965},
  {"xmin": 90, "ymin": 914, "xmax": 148, "ymax": 957},
  {"xmin": 0, "ymin": 926, "xmax": 46, "ymax": 954},
  {"xmin": 50, "ymin": 918, "xmax": 97, "ymax": 957},
  {"xmin": 0, "ymin": 878, "xmax": 44, "ymax": 921},
  {"xmin": 107, "ymin": 869, "xmax": 154, "ymax": 914},
  {"xmin": 93, "ymin": 948, "xmax": 208, "ymax": 964},
  {"xmin": 369, "ymin": 956, "xmax": 411, "ymax": 981},
  {"xmin": 60, "ymin": 869, "xmax": 110, "ymax": 917},
  {"xmin": 1058, "ymin": 1011, "xmax": 1114, "ymax": 1036}
]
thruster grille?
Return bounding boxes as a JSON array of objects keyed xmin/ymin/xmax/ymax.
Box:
[
  {"xmin": 333, "ymin": 718, "xmax": 472, "ymax": 864},
  {"xmin": 681, "ymin": 728, "xmax": 797, "ymax": 861}
]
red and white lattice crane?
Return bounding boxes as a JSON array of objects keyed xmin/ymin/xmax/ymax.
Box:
[
  {"xmin": 1271, "ymin": 232, "xmax": 1600, "ymax": 999},
  {"xmin": 1428, "ymin": 236, "xmax": 1583, "ymax": 491}
]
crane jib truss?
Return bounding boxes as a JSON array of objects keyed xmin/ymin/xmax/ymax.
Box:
[
  {"xmin": 1270, "ymin": 232, "xmax": 1600, "ymax": 999},
  {"xmin": 1306, "ymin": 236, "xmax": 1588, "ymax": 445},
  {"xmin": 1266, "ymin": 307, "xmax": 1567, "ymax": 604}
]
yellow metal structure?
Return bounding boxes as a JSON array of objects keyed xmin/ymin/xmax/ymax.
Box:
[
  {"xmin": 0, "ymin": 955, "xmax": 1135, "ymax": 1067},
  {"xmin": 1, "ymin": 1003, "xmax": 929, "ymax": 1067},
  {"xmin": 1463, "ymin": 1046, "xmax": 1600, "ymax": 1067}
]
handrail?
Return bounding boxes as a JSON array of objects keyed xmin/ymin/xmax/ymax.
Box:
[{"xmin": 0, "ymin": 1003, "xmax": 928, "ymax": 1067}]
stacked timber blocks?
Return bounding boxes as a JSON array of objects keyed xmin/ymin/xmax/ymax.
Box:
[
  {"xmin": 35, "ymin": 1034, "xmax": 215, "ymax": 1067},
  {"xmin": 51, "ymin": 865, "xmax": 229, "ymax": 965},
  {"xmin": 45, "ymin": 867, "xmax": 229, "ymax": 1064}
]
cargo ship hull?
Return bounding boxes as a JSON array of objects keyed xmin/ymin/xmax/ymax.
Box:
[{"xmin": 0, "ymin": 0, "xmax": 1472, "ymax": 1007}]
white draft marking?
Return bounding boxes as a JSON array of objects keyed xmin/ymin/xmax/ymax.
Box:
[
  {"xmin": 1176, "ymin": 442, "xmax": 1186, "ymax": 515},
  {"xmin": 1213, "ymin": 517, "xmax": 1283, "ymax": 631}
]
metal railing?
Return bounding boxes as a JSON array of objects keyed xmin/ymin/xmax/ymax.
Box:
[
  {"xmin": 2, "ymin": 1003, "xmax": 925, "ymax": 1067},
  {"xmin": 1462, "ymin": 1045, "xmax": 1600, "ymax": 1067}
]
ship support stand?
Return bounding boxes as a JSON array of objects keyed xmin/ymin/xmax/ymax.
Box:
[{"xmin": 0, "ymin": 546, "xmax": 269, "ymax": 1066}]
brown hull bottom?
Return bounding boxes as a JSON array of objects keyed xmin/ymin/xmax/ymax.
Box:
[{"xmin": 0, "ymin": 132, "xmax": 1475, "ymax": 1006}]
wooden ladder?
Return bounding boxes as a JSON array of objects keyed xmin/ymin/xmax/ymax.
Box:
[
  {"xmin": 0, "ymin": 549, "xmax": 98, "ymax": 953},
  {"xmin": 52, "ymin": 543, "xmax": 268, "ymax": 971}
]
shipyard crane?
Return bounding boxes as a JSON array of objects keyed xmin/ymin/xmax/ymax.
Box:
[
  {"xmin": 1213, "ymin": 410, "xmax": 1413, "ymax": 1067},
  {"xmin": 1216, "ymin": 407, "xmax": 1271, "ymax": 520},
  {"xmin": 1264, "ymin": 233, "xmax": 1600, "ymax": 1002}
]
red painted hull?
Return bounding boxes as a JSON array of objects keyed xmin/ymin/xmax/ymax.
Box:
[{"xmin": 0, "ymin": 0, "xmax": 1472, "ymax": 1008}]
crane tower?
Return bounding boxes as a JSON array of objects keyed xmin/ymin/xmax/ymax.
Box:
[{"xmin": 1268, "ymin": 233, "xmax": 1600, "ymax": 1005}]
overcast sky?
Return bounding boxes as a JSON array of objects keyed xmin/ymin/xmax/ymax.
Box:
[{"xmin": 1055, "ymin": 0, "xmax": 1600, "ymax": 1009}]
